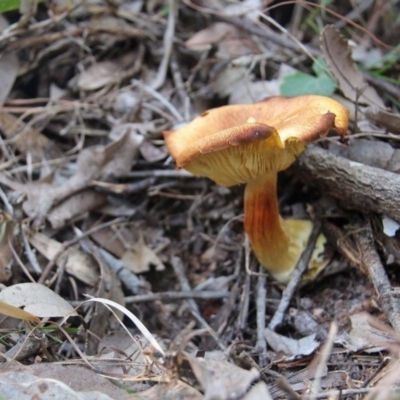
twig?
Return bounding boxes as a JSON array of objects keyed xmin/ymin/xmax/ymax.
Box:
[
  {"xmin": 131, "ymin": 79, "xmax": 183, "ymax": 122},
  {"xmin": 354, "ymin": 218, "xmax": 400, "ymax": 332},
  {"xmin": 268, "ymin": 220, "xmax": 322, "ymax": 331},
  {"xmin": 0, "ymin": 185, "xmax": 13, "ymax": 215},
  {"xmin": 237, "ymin": 274, "xmax": 251, "ymax": 331},
  {"xmin": 79, "ymin": 237, "xmax": 148, "ymax": 296},
  {"xmin": 256, "ymin": 266, "xmax": 267, "ymax": 367},
  {"xmin": 150, "ymin": 0, "xmax": 178, "ymax": 91},
  {"xmin": 126, "ymin": 169, "xmax": 193, "ymax": 179},
  {"xmin": 297, "ymin": 145, "xmax": 400, "ymax": 222},
  {"xmin": 21, "ymin": 227, "xmax": 42, "ymax": 274},
  {"xmin": 170, "ymin": 256, "xmax": 225, "ymax": 350},
  {"xmin": 309, "ymin": 322, "xmax": 337, "ymax": 399},
  {"xmin": 125, "ymin": 290, "xmax": 229, "ymax": 303},
  {"xmin": 8, "ymin": 236, "xmax": 35, "ymax": 283}
]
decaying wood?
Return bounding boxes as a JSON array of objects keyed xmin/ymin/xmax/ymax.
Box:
[{"xmin": 296, "ymin": 145, "xmax": 400, "ymax": 222}]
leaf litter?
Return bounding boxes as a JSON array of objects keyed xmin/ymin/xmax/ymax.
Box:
[{"xmin": 0, "ymin": 1, "xmax": 400, "ymax": 399}]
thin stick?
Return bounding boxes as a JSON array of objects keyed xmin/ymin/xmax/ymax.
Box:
[
  {"xmin": 309, "ymin": 322, "xmax": 338, "ymax": 399},
  {"xmin": 125, "ymin": 290, "xmax": 229, "ymax": 304},
  {"xmin": 256, "ymin": 266, "xmax": 267, "ymax": 367},
  {"xmin": 170, "ymin": 256, "xmax": 225, "ymax": 350},
  {"xmin": 354, "ymin": 218, "xmax": 400, "ymax": 332},
  {"xmin": 268, "ymin": 220, "xmax": 321, "ymax": 331}
]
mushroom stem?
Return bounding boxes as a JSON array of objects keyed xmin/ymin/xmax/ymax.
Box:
[
  {"xmin": 244, "ymin": 173, "xmax": 293, "ymax": 275},
  {"xmin": 245, "ymin": 173, "xmax": 320, "ymax": 281}
]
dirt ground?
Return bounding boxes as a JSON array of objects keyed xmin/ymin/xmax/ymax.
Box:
[{"xmin": 1, "ymin": 1, "xmax": 400, "ymax": 399}]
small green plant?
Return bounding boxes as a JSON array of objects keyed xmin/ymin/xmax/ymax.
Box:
[
  {"xmin": 0, "ymin": 0, "xmax": 44, "ymax": 13},
  {"xmin": 0, "ymin": 0, "xmax": 23, "ymax": 13},
  {"xmin": 280, "ymin": 57, "xmax": 337, "ymax": 96}
]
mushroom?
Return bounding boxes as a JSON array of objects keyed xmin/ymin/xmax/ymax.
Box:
[{"xmin": 163, "ymin": 95, "xmax": 349, "ymax": 283}]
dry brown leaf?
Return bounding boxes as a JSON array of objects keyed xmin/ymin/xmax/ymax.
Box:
[
  {"xmin": 78, "ymin": 53, "xmax": 138, "ymax": 91},
  {"xmin": 21, "ymin": 128, "xmax": 142, "ymax": 224},
  {"xmin": 47, "ymin": 189, "xmax": 108, "ymax": 229},
  {"xmin": 0, "ymin": 300, "xmax": 40, "ymax": 324},
  {"xmin": 185, "ymin": 352, "xmax": 259, "ymax": 399},
  {"xmin": 27, "ymin": 231, "xmax": 99, "ymax": 286},
  {"xmin": 0, "ymin": 368, "xmax": 125, "ymax": 400},
  {"xmin": 185, "ymin": 22, "xmax": 258, "ymax": 59},
  {"xmin": 264, "ymin": 329, "xmax": 320, "ymax": 359},
  {"xmin": 122, "ymin": 235, "xmax": 165, "ymax": 274},
  {"xmin": 337, "ymin": 312, "xmax": 398, "ymax": 352},
  {"xmin": 185, "ymin": 22, "xmax": 237, "ymax": 52},
  {"xmin": 320, "ymin": 25, "xmax": 385, "ymax": 107},
  {"xmin": 0, "ymin": 211, "xmax": 14, "ymax": 283},
  {"xmin": 0, "ymin": 283, "xmax": 75, "ymax": 318},
  {"xmin": 0, "ymin": 112, "xmax": 61, "ymax": 162},
  {"xmin": 87, "ymin": 246, "xmax": 125, "ymax": 354},
  {"xmin": 328, "ymin": 138, "xmax": 400, "ymax": 173},
  {"xmin": 0, "ymin": 16, "xmax": 19, "ymax": 104},
  {"xmin": 365, "ymin": 106, "xmax": 400, "ymax": 135},
  {"xmin": 243, "ymin": 382, "xmax": 273, "ymax": 400}
]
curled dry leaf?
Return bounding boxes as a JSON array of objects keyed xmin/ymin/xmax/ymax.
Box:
[
  {"xmin": 320, "ymin": 25, "xmax": 385, "ymax": 107},
  {"xmin": 0, "ymin": 283, "xmax": 75, "ymax": 318}
]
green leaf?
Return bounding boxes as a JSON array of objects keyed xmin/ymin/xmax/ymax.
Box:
[
  {"xmin": 0, "ymin": 0, "xmax": 21, "ymax": 12},
  {"xmin": 0, "ymin": 0, "xmax": 44, "ymax": 13},
  {"xmin": 280, "ymin": 57, "xmax": 337, "ymax": 96}
]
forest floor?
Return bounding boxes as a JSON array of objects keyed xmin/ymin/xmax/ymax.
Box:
[{"xmin": 0, "ymin": 1, "xmax": 400, "ymax": 399}]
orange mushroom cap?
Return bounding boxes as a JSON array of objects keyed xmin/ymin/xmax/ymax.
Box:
[
  {"xmin": 163, "ymin": 95, "xmax": 349, "ymax": 282},
  {"xmin": 164, "ymin": 95, "xmax": 348, "ymax": 186}
]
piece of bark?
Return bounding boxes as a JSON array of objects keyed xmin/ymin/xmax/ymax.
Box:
[{"xmin": 296, "ymin": 146, "xmax": 400, "ymax": 222}]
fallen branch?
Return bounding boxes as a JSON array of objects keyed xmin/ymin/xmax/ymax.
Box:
[{"xmin": 297, "ymin": 145, "xmax": 400, "ymax": 222}]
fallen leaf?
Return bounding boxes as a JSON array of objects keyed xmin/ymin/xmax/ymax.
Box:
[
  {"xmin": 0, "ymin": 112, "xmax": 61, "ymax": 162},
  {"xmin": 265, "ymin": 329, "xmax": 320, "ymax": 359},
  {"xmin": 0, "ymin": 15, "xmax": 19, "ymax": 104},
  {"xmin": 365, "ymin": 106, "xmax": 400, "ymax": 135},
  {"xmin": 0, "ymin": 211, "xmax": 14, "ymax": 283},
  {"xmin": 122, "ymin": 235, "xmax": 165, "ymax": 274},
  {"xmin": 0, "ymin": 370, "xmax": 119, "ymax": 400},
  {"xmin": 0, "ymin": 283, "xmax": 75, "ymax": 318},
  {"xmin": 27, "ymin": 231, "xmax": 99, "ymax": 286},
  {"xmin": 185, "ymin": 352, "xmax": 259, "ymax": 399},
  {"xmin": 320, "ymin": 25, "xmax": 385, "ymax": 107},
  {"xmin": 243, "ymin": 381, "xmax": 273, "ymax": 400},
  {"xmin": 336, "ymin": 313, "xmax": 397, "ymax": 352},
  {"xmin": 47, "ymin": 189, "xmax": 108, "ymax": 229},
  {"xmin": 185, "ymin": 22, "xmax": 236, "ymax": 52},
  {"xmin": 0, "ymin": 301, "xmax": 40, "ymax": 323}
]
